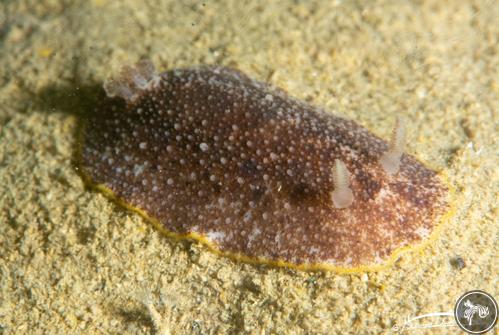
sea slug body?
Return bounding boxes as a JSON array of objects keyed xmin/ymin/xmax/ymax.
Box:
[{"xmin": 79, "ymin": 59, "xmax": 450, "ymax": 271}]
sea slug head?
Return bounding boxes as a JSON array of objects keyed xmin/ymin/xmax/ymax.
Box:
[{"xmin": 103, "ymin": 59, "xmax": 160, "ymax": 103}]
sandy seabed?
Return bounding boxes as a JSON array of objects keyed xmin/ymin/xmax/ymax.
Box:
[{"xmin": 0, "ymin": 1, "xmax": 497, "ymax": 334}]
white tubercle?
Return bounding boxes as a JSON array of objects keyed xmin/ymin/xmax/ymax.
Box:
[
  {"xmin": 331, "ymin": 159, "xmax": 354, "ymax": 209},
  {"xmin": 380, "ymin": 117, "xmax": 406, "ymax": 175}
]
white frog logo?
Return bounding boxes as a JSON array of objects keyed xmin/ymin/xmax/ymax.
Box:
[{"xmin": 463, "ymin": 299, "xmax": 490, "ymax": 326}]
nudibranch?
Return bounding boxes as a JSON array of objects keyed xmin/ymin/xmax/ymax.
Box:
[{"xmin": 79, "ymin": 59, "xmax": 451, "ymax": 271}]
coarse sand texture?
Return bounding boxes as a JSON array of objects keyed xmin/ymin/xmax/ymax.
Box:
[{"xmin": 0, "ymin": 0, "xmax": 497, "ymax": 334}]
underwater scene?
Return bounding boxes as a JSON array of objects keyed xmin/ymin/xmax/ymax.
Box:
[{"xmin": 0, "ymin": 0, "xmax": 497, "ymax": 334}]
